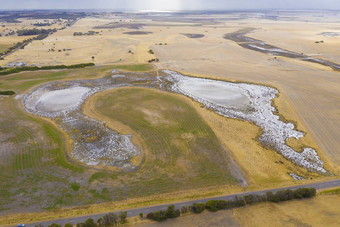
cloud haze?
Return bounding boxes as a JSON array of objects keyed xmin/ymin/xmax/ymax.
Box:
[{"xmin": 0, "ymin": 0, "xmax": 339, "ymax": 10}]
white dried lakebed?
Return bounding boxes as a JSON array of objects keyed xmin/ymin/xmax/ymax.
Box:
[{"xmin": 21, "ymin": 70, "xmax": 328, "ymax": 175}]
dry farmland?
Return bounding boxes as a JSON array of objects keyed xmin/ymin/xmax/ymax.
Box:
[{"xmin": 0, "ymin": 10, "xmax": 339, "ymax": 226}]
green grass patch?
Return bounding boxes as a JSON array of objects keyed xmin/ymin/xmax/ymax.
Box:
[
  {"xmin": 90, "ymin": 87, "xmax": 237, "ymax": 195},
  {"xmin": 112, "ymin": 64, "xmax": 153, "ymax": 72},
  {"xmin": 42, "ymin": 123, "xmax": 84, "ymax": 173},
  {"xmin": 320, "ymin": 187, "xmax": 340, "ymax": 195},
  {"xmin": 70, "ymin": 183, "xmax": 81, "ymax": 191}
]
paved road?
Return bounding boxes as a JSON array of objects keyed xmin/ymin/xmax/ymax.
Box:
[{"xmin": 22, "ymin": 179, "xmax": 340, "ymax": 227}]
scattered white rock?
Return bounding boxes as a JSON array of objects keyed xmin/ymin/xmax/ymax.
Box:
[
  {"xmin": 164, "ymin": 70, "xmax": 327, "ymax": 173},
  {"xmin": 289, "ymin": 173, "xmax": 305, "ymax": 180}
]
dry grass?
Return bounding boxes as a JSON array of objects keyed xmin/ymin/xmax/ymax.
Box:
[
  {"xmin": 232, "ymin": 194, "xmax": 340, "ymax": 227},
  {"xmin": 152, "ymin": 20, "xmax": 340, "ymax": 174},
  {"xmin": 135, "ymin": 194, "xmax": 340, "ymax": 227},
  {"xmin": 189, "ymin": 97, "xmax": 322, "ymax": 186}
]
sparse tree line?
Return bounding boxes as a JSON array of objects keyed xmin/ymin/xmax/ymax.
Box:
[
  {"xmin": 0, "ymin": 63, "xmax": 95, "ymax": 76},
  {"xmin": 39, "ymin": 211, "xmax": 127, "ymax": 227},
  {"xmin": 33, "ymin": 188, "xmax": 316, "ymax": 226},
  {"xmin": 148, "ymin": 58, "xmax": 159, "ymax": 63},
  {"xmin": 0, "ymin": 29, "xmax": 57, "ymax": 59},
  {"xmin": 146, "ymin": 187, "xmax": 316, "ymax": 222},
  {"xmin": 16, "ymin": 28, "xmax": 57, "ymax": 36},
  {"xmin": 73, "ymin": 31, "xmax": 99, "ymax": 36}
]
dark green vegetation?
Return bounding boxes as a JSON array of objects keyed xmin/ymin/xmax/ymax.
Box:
[
  {"xmin": 74, "ymin": 211, "xmax": 127, "ymax": 227},
  {"xmin": 148, "ymin": 58, "xmax": 159, "ymax": 63},
  {"xmin": 146, "ymin": 205, "xmax": 180, "ymax": 222},
  {"xmin": 146, "ymin": 188, "xmax": 317, "ymax": 222},
  {"xmin": 110, "ymin": 64, "xmax": 153, "ymax": 72},
  {"xmin": 0, "ymin": 63, "xmax": 95, "ymax": 76},
  {"xmin": 90, "ymin": 87, "xmax": 237, "ymax": 197},
  {"xmin": 47, "ymin": 211, "xmax": 128, "ymax": 227},
  {"xmin": 0, "ymin": 90, "xmax": 15, "ymax": 95},
  {"xmin": 17, "ymin": 28, "xmax": 57, "ymax": 36},
  {"xmin": 73, "ymin": 31, "xmax": 99, "ymax": 36},
  {"xmin": 34, "ymin": 23, "xmax": 53, "ymax": 27}
]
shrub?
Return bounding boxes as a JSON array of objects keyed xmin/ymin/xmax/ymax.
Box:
[
  {"xmin": 146, "ymin": 212, "xmax": 154, "ymax": 220},
  {"xmin": 119, "ymin": 211, "xmax": 127, "ymax": 224},
  {"xmin": 65, "ymin": 223, "xmax": 73, "ymax": 227},
  {"xmin": 84, "ymin": 219, "xmax": 96, "ymax": 227},
  {"xmin": 48, "ymin": 224, "xmax": 61, "ymax": 227},
  {"xmin": 266, "ymin": 191, "xmax": 280, "ymax": 202},
  {"xmin": 70, "ymin": 182, "xmax": 80, "ymax": 191},
  {"xmin": 293, "ymin": 188, "xmax": 316, "ymax": 199},
  {"xmin": 243, "ymin": 194, "xmax": 257, "ymax": 205},
  {"xmin": 146, "ymin": 206, "xmax": 180, "ymax": 222},
  {"xmin": 230, "ymin": 197, "xmax": 246, "ymax": 207},
  {"xmin": 276, "ymin": 189, "xmax": 294, "ymax": 201},
  {"xmin": 153, "ymin": 210, "xmax": 168, "ymax": 221},
  {"xmin": 0, "ymin": 90, "xmax": 15, "ymax": 95},
  {"xmin": 166, "ymin": 205, "xmax": 180, "ymax": 218},
  {"xmin": 256, "ymin": 194, "xmax": 267, "ymax": 202},
  {"xmin": 98, "ymin": 213, "xmax": 118, "ymax": 226},
  {"xmin": 139, "ymin": 213, "xmax": 143, "ymax": 218},
  {"xmin": 192, "ymin": 203, "xmax": 205, "ymax": 213},
  {"xmin": 180, "ymin": 206, "xmax": 190, "ymax": 214},
  {"xmin": 206, "ymin": 200, "xmax": 219, "ymax": 211}
]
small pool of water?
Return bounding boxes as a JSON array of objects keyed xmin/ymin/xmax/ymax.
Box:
[
  {"xmin": 178, "ymin": 79, "xmax": 251, "ymax": 108},
  {"xmin": 35, "ymin": 87, "xmax": 90, "ymax": 113}
]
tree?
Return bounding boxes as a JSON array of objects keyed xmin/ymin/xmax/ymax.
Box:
[
  {"xmin": 166, "ymin": 205, "xmax": 180, "ymax": 218},
  {"xmin": 243, "ymin": 194, "xmax": 257, "ymax": 205},
  {"xmin": 83, "ymin": 218, "xmax": 96, "ymax": 227},
  {"xmin": 119, "ymin": 211, "xmax": 127, "ymax": 224},
  {"xmin": 266, "ymin": 191, "xmax": 280, "ymax": 202},
  {"xmin": 152, "ymin": 210, "xmax": 167, "ymax": 221},
  {"xmin": 206, "ymin": 200, "xmax": 219, "ymax": 211},
  {"xmin": 293, "ymin": 188, "xmax": 316, "ymax": 199},
  {"xmin": 64, "ymin": 223, "xmax": 73, "ymax": 227},
  {"xmin": 180, "ymin": 206, "xmax": 190, "ymax": 214},
  {"xmin": 146, "ymin": 212, "xmax": 154, "ymax": 220},
  {"xmin": 98, "ymin": 213, "xmax": 118, "ymax": 227},
  {"xmin": 139, "ymin": 213, "xmax": 143, "ymax": 218},
  {"xmin": 48, "ymin": 224, "xmax": 61, "ymax": 227},
  {"xmin": 276, "ymin": 189, "xmax": 294, "ymax": 201},
  {"xmin": 192, "ymin": 203, "xmax": 205, "ymax": 213}
]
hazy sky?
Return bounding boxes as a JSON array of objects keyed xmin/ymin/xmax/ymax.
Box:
[{"xmin": 0, "ymin": 0, "xmax": 339, "ymax": 11}]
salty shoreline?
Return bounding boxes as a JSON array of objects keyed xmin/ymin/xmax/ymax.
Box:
[{"xmin": 21, "ymin": 70, "xmax": 328, "ymax": 175}]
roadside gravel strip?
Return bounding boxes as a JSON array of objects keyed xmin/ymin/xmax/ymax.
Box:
[{"xmin": 24, "ymin": 179, "xmax": 340, "ymax": 227}]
